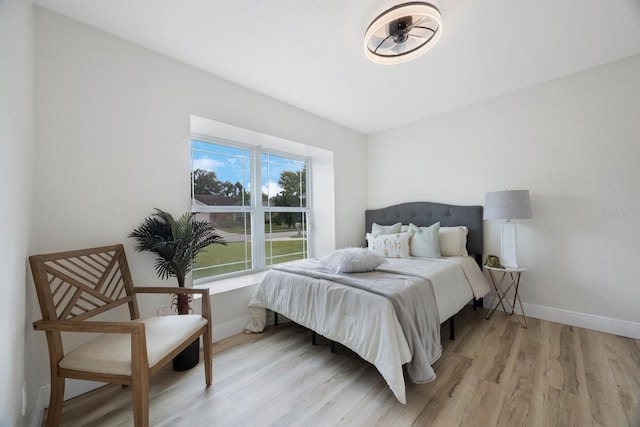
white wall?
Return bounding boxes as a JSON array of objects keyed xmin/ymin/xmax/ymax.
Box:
[
  {"xmin": 33, "ymin": 5, "xmax": 367, "ymax": 402},
  {"xmin": 0, "ymin": 0, "xmax": 36, "ymax": 426},
  {"xmin": 367, "ymin": 54, "xmax": 640, "ymax": 335}
]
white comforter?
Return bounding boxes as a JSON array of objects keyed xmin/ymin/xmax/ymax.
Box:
[
  {"xmin": 384, "ymin": 256, "xmax": 491, "ymax": 321},
  {"xmin": 244, "ymin": 256, "xmax": 490, "ymax": 403}
]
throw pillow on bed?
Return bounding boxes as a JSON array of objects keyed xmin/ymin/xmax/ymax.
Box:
[
  {"xmin": 366, "ymin": 232, "xmax": 411, "ymax": 258},
  {"xmin": 439, "ymin": 226, "xmax": 469, "ymax": 256},
  {"xmin": 408, "ymin": 222, "xmax": 441, "ymax": 258},
  {"xmin": 370, "ymin": 222, "xmax": 402, "ymax": 236},
  {"xmin": 319, "ymin": 248, "xmax": 386, "ymax": 274}
]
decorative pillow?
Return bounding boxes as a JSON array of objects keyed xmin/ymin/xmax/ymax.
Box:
[
  {"xmin": 371, "ymin": 222, "xmax": 402, "ymax": 237},
  {"xmin": 319, "ymin": 248, "xmax": 386, "ymax": 274},
  {"xmin": 408, "ymin": 222, "xmax": 441, "ymax": 258},
  {"xmin": 439, "ymin": 226, "xmax": 469, "ymax": 256},
  {"xmin": 366, "ymin": 232, "xmax": 411, "ymax": 258}
]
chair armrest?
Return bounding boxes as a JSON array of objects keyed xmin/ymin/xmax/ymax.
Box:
[
  {"xmin": 33, "ymin": 319, "xmax": 145, "ymax": 335},
  {"xmin": 133, "ymin": 287, "xmax": 211, "ymax": 322},
  {"xmin": 133, "ymin": 286, "xmax": 208, "ymax": 296}
]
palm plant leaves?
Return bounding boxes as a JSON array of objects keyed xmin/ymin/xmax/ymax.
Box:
[{"xmin": 128, "ymin": 208, "xmax": 225, "ymax": 285}]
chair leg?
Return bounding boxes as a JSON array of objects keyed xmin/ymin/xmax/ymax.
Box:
[
  {"xmin": 131, "ymin": 362, "xmax": 149, "ymax": 427},
  {"xmin": 131, "ymin": 375, "xmax": 150, "ymax": 427},
  {"xmin": 203, "ymin": 330, "xmax": 213, "ymax": 386},
  {"xmin": 46, "ymin": 376, "xmax": 65, "ymax": 427}
]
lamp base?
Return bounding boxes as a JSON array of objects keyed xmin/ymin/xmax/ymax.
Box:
[{"xmin": 500, "ymin": 221, "xmax": 519, "ymax": 268}]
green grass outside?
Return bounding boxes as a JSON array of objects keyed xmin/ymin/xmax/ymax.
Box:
[{"xmin": 195, "ymin": 239, "xmax": 306, "ymax": 279}]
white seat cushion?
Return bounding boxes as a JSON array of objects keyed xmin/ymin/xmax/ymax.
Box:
[{"xmin": 59, "ymin": 315, "xmax": 207, "ymax": 375}]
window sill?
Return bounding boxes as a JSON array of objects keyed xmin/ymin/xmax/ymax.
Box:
[{"xmin": 194, "ymin": 271, "xmax": 267, "ymax": 296}]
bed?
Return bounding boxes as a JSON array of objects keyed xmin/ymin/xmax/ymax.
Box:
[{"xmin": 245, "ymin": 201, "xmax": 491, "ymax": 403}]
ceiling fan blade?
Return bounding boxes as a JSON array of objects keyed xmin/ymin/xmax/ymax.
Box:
[
  {"xmin": 391, "ymin": 37, "xmax": 417, "ymax": 54},
  {"xmin": 405, "ymin": 16, "xmax": 428, "ymax": 32},
  {"xmin": 409, "ymin": 28, "xmax": 437, "ymax": 42},
  {"xmin": 411, "ymin": 25, "xmax": 436, "ymax": 35},
  {"xmin": 370, "ymin": 34, "xmax": 395, "ymax": 52}
]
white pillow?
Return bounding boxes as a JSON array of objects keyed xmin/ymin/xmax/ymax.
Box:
[
  {"xmin": 366, "ymin": 232, "xmax": 411, "ymax": 258},
  {"xmin": 319, "ymin": 248, "xmax": 386, "ymax": 274},
  {"xmin": 371, "ymin": 222, "xmax": 402, "ymax": 236},
  {"xmin": 439, "ymin": 226, "xmax": 469, "ymax": 256},
  {"xmin": 408, "ymin": 222, "xmax": 441, "ymax": 258}
]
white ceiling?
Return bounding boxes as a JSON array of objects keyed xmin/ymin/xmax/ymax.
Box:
[{"xmin": 33, "ymin": 0, "xmax": 640, "ymax": 135}]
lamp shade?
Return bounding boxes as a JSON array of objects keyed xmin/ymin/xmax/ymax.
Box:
[{"xmin": 483, "ymin": 190, "xmax": 533, "ymax": 220}]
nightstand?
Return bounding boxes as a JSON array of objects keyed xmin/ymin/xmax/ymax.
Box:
[{"xmin": 484, "ymin": 266, "xmax": 528, "ymax": 328}]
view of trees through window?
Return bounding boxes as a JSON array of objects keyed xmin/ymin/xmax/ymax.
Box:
[{"xmin": 191, "ymin": 139, "xmax": 309, "ymax": 279}]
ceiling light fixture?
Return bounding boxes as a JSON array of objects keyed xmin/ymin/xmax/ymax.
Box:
[{"xmin": 364, "ymin": 2, "xmax": 442, "ymax": 65}]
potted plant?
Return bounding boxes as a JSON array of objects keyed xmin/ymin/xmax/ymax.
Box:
[{"xmin": 128, "ymin": 208, "xmax": 225, "ymax": 369}]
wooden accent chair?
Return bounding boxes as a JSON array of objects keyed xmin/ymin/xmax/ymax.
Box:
[{"xmin": 29, "ymin": 244, "xmax": 212, "ymax": 427}]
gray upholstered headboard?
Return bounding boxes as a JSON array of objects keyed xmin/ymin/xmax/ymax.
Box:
[{"xmin": 365, "ymin": 201, "xmax": 484, "ymax": 265}]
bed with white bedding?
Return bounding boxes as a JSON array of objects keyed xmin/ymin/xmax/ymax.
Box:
[{"xmin": 244, "ymin": 202, "xmax": 490, "ymax": 403}]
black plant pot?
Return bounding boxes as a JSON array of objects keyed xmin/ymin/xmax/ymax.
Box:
[{"xmin": 172, "ymin": 338, "xmax": 200, "ymax": 371}]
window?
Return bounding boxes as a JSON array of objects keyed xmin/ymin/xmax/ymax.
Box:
[{"xmin": 191, "ymin": 136, "xmax": 309, "ymax": 281}]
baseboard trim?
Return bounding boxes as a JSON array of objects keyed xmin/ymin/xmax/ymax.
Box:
[
  {"xmin": 484, "ymin": 297, "xmax": 640, "ymax": 339},
  {"xmin": 213, "ymin": 315, "xmax": 252, "ymax": 341}
]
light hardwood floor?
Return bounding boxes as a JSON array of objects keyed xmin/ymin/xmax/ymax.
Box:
[{"xmin": 45, "ymin": 307, "xmax": 640, "ymax": 426}]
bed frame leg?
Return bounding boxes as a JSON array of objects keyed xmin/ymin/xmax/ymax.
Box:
[
  {"xmin": 449, "ymin": 317, "xmax": 455, "ymax": 341},
  {"xmin": 274, "ymin": 311, "xmax": 278, "ymax": 326},
  {"xmin": 473, "ymin": 297, "xmax": 484, "ymax": 311},
  {"xmin": 311, "ymin": 331, "xmax": 317, "ymax": 345},
  {"xmin": 331, "ymin": 341, "xmax": 336, "ymax": 353}
]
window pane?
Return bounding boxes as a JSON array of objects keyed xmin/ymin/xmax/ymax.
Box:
[
  {"xmin": 264, "ymin": 212, "xmax": 307, "ymax": 266},
  {"xmin": 192, "ymin": 140, "xmax": 251, "ymax": 207},
  {"xmin": 262, "ymin": 153, "xmax": 306, "ymax": 208},
  {"xmin": 194, "ymin": 212, "xmax": 252, "ymax": 278}
]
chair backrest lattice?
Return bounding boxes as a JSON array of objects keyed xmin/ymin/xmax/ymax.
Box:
[{"xmin": 30, "ymin": 244, "xmax": 140, "ymax": 322}]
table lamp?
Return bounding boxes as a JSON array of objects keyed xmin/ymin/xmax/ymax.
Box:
[{"xmin": 483, "ymin": 190, "xmax": 532, "ymax": 268}]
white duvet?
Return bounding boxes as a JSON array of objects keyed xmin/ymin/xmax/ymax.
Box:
[
  {"xmin": 244, "ymin": 256, "xmax": 490, "ymax": 404},
  {"xmin": 383, "ymin": 256, "xmax": 491, "ymax": 321}
]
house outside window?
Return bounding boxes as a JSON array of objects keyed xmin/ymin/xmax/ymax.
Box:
[{"xmin": 191, "ymin": 136, "xmax": 309, "ymax": 281}]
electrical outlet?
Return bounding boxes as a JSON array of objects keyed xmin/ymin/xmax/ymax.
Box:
[{"xmin": 157, "ymin": 307, "xmax": 171, "ymax": 316}]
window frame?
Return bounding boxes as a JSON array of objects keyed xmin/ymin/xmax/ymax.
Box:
[{"xmin": 191, "ymin": 133, "xmax": 311, "ymax": 283}]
